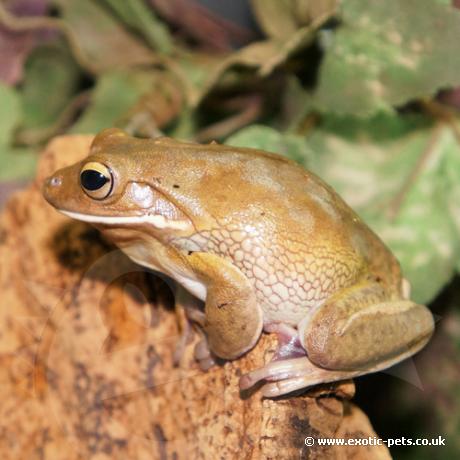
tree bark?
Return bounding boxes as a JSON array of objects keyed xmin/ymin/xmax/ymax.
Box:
[{"xmin": 0, "ymin": 135, "xmax": 391, "ymax": 459}]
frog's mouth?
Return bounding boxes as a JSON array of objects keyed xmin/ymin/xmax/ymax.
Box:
[{"xmin": 59, "ymin": 209, "xmax": 191, "ymax": 231}]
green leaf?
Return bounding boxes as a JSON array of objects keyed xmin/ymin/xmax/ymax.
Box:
[
  {"xmin": 52, "ymin": 0, "xmax": 156, "ymax": 73},
  {"xmin": 71, "ymin": 70, "xmax": 156, "ymax": 134},
  {"xmin": 0, "ymin": 83, "xmax": 20, "ymax": 143},
  {"xmin": 228, "ymin": 116, "xmax": 460, "ymax": 304},
  {"xmin": 197, "ymin": 27, "xmax": 317, "ymax": 106},
  {"xmin": 0, "ymin": 84, "xmax": 37, "ymax": 180},
  {"xmin": 226, "ymin": 124, "xmax": 311, "ymax": 164},
  {"xmin": 0, "ymin": 147, "xmax": 37, "ymax": 181},
  {"xmin": 313, "ymin": 0, "xmax": 460, "ymax": 116},
  {"xmin": 19, "ymin": 42, "xmax": 80, "ymax": 131},
  {"xmin": 102, "ymin": 0, "xmax": 173, "ymax": 54},
  {"xmin": 172, "ymin": 51, "xmax": 222, "ymax": 107},
  {"xmin": 251, "ymin": 0, "xmax": 338, "ymax": 40},
  {"xmin": 306, "ymin": 116, "xmax": 460, "ymax": 303},
  {"xmin": 196, "ymin": 0, "xmax": 338, "ymax": 107}
]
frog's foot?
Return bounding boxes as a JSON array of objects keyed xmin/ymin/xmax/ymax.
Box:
[
  {"xmin": 174, "ymin": 306, "xmax": 210, "ymax": 367},
  {"xmin": 239, "ymin": 340, "xmax": 430, "ymax": 398},
  {"xmin": 173, "ymin": 286, "xmax": 206, "ymax": 367},
  {"xmin": 240, "ymin": 323, "xmax": 353, "ymax": 397},
  {"xmin": 173, "ymin": 319, "xmax": 191, "ymax": 366},
  {"xmin": 239, "ymin": 356, "xmax": 362, "ymax": 397},
  {"xmin": 264, "ymin": 323, "xmax": 306, "ymax": 361}
]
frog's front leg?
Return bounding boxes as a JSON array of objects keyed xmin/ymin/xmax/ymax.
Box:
[
  {"xmin": 171, "ymin": 285, "xmax": 220, "ymax": 370},
  {"xmin": 186, "ymin": 252, "xmax": 263, "ymax": 360},
  {"xmin": 241, "ymin": 280, "xmax": 434, "ymax": 397},
  {"xmin": 172, "ymin": 285, "xmax": 206, "ymax": 367}
]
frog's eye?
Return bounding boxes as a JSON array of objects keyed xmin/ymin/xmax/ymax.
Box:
[{"xmin": 80, "ymin": 162, "xmax": 113, "ymax": 200}]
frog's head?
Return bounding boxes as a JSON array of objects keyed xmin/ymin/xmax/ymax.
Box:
[
  {"xmin": 43, "ymin": 128, "xmax": 197, "ymax": 241},
  {"xmin": 44, "ymin": 128, "xmax": 305, "ymax": 244}
]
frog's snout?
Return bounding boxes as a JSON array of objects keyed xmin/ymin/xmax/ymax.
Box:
[{"xmin": 42, "ymin": 173, "xmax": 63, "ymax": 205}]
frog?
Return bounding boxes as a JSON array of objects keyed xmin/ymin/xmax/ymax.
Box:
[{"xmin": 42, "ymin": 128, "xmax": 434, "ymax": 397}]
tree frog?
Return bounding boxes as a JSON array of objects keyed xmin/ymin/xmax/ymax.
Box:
[{"xmin": 43, "ymin": 128, "xmax": 434, "ymax": 397}]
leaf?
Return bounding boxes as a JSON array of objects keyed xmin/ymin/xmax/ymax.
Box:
[
  {"xmin": 0, "ymin": 0, "xmax": 49, "ymax": 85},
  {"xmin": 70, "ymin": 70, "xmax": 157, "ymax": 134},
  {"xmin": 19, "ymin": 42, "xmax": 80, "ymax": 131},
  {"xmin": 0, "ymin": 83, "xmax": 20, "ymax": 143},
  {"xmin": 227, "ymin": 117, "xmax": 460, "ymax": 304},
  {"xmin": 52, "ymin": 0, "xmax": 156, "ymax": 73},
  {"xmin": 102, "ymin": 0, "xmax": 173, "ymax": 54},
  {"xmin": 197, "ymin": 26, "xmax": 317, "ymax": 106},
  {"xmin": 251, "ymin": 0, "xmax": 338, "ymax": 40},
  {"xmin": 150, "ymin": 0, "xmax": 253, "ymax": 51},
  {"xmin": 194, "ymin": 0, "xmax": 338, "ymax": 107},
  {"xmin": 0, "ymin": 147, "xmax": 37, "ymax": 181},
  {"xmin": 280, "ymin": 76, "xmax": 314, "ymax": 131},
  {"xmin": 0, "ymin": 83, "xmax": 37, "ymax": 180},
  {"xmin": 226, "ymin": 124, "xmax": 311, "ymax": 164},
  {"xmin": 172, "ymin": 51, "xmax": 223, "ymax": 107},
  {"xmin": 306, "ymin": 116, "xmax": 460, "ymax": 303},
  {"xmin": 251, "ymin": 0, "xmax": 301, "ymax": 40},
  {"xmin": 313, "ymin": 0, "xmax": 460, "ymax": 116}
]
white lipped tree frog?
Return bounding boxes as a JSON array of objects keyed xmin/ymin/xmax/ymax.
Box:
[{"xmin": 43, "ymin": 129, "xmax": 434, "ymax": 397}]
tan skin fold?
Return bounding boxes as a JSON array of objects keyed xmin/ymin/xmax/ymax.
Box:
[{"xmin": 43, "ymin": 128, "xmax": 434, "ymax": 397}]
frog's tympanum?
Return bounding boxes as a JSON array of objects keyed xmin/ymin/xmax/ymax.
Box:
[{"xmin": 43, "ymin": 128, "xmax": 434, "ymax": 397}]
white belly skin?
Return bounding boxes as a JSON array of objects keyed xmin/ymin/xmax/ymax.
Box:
[
  {"xmin": 175, "ymin": 230, "xmax": 334, "ymax": 327},
  {"xmin": 121, "ymin": 238, "xmax": 325, "ymax": 328},
  {"xmin": 174, "ymin": 220, "xmax": 370, "ymax": 327}
]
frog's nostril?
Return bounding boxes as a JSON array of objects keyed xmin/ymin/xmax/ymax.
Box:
[{"xmin": 49, "ymin": 176, "xmax": 62, "ymax": 187}]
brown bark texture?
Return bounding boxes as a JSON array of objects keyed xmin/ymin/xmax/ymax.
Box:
[{"xmin": 0, "ymin": 135, "xmax": 391, "ymax": 459}]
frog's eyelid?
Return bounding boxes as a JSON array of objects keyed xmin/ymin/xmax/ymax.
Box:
[
  {"xmin": 59, "ymin": 210, "xmax": 190, "ymax": 230},
  {"xmin": 80, "ymin": 161, "xmax": 114, "ymax": 199}
]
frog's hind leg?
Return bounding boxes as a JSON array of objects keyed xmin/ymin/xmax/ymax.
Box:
[
  {"xmin": 239, "ymin": 324, "xmax": 360, "ymax": 397},
  {"xmin": 240, "ymin": 281, "xmax": 434, "ymax": 397},
  {"xmin": 299, "ymin": 280, "xmax": 434, "ymax": 372},
  {"xmin": 240, "ymin": 342, "xmax": 425, "ymax": 397}
]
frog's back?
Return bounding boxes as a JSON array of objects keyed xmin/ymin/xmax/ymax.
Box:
[{"xmin": 172, "ymin": 144, "xmax": 402, "ymax": 324}]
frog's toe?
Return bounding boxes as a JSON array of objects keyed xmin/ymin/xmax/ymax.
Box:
[
  {"xmin": 239, "ymin": 356, "xmax": 365, "ymax": 397},
  {"xmin": 239, "ymin": 357, "xmax": 313, "ymax": 391},
  {"xmin": 198, "ymin": 356, "xmax": 216, "ymax": 371},
  {"xmin": 260, "ymin": 377, "xmax": 313, "ymax": 398},
  {"xmin": 194, "ymin": 338, "xmax": 217, "ymax": 371},
  {"xmin": 172, "ymin": 319, "xmax": 191, "ymax": 367}
]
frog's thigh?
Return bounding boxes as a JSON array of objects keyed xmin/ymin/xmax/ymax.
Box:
[
  {"xmin": 187, "ymin": 252, "xmax": 263, "ymax": 360},
  {"xmin": 299, "ymin": 281, "xmax": 434, "ymax": 371}
]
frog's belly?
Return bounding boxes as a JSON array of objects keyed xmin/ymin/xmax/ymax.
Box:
[
  {"xmin": 232, "ymin": 255, "xmax": 352, "ymax": 326},
  {"xmin": 255, "ymin": 284, "xmax": 323, "ymax": 326},
  {"xmin": 177, "ymin": 231, "xmax": 359, "ymax": 326}
]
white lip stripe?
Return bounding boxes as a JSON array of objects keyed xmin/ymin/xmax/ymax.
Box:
[{"xmin": 59, "ymin": 210, "xmax": 190, "ymax": 230}]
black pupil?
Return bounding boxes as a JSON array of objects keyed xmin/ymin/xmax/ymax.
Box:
[{"xmin": 81, "ymin": 170, "xmax": 109, "ymax": 191}]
